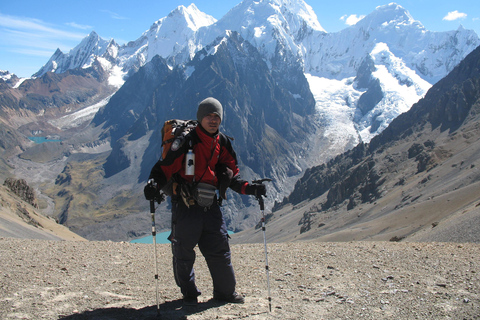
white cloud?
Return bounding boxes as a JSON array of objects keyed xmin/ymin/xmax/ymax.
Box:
[
  {"xmin": 101, "ymin": 10, "xmax": 129, "ymax": 20},
  {"xmin": 0, "ymin": 13, "xmax": 86, "ymax": 40},
  {"xmin": 340, "ymin": 14, "xmax": 366, "ymax": 26},
  {"xmin": 0, "ymin": 13, "xmax": 86, "ymax": 57},
  {"xmin": 66, "ymin": 22, "xmax": 93, "ymax": 30},
  {"xmin": 443, "ymin": 10, "xmax": 467, "ymax": 21}
]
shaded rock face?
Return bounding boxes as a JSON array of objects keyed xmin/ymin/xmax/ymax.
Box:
[
  {"xmin": 355, "ymin": 55, "xmax": 384, "ymax": 119},
  {"xmin": 3, "ymin": 178, "xmax": 38, "ymax": 208}
]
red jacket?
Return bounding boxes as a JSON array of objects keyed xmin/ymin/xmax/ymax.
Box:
[{"xmin": 149, "ymin": 125, "xmax": 248, "ymax": 195}]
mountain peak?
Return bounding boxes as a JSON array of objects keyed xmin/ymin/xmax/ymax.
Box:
[
  {"xmin": 272, "ymin": 0, "xmax": 325, "ymax": 32},
  {"xmin": 375, "ymin": 3, "xmax": 413, "ymax": 19},
  {"xmin": 163, "ymin": 3, "xmax": 216, "ymax": 32},
  {"xmin": 87, "ymin": 30, "xmax": 99, "ymax": 38},
  {"xmin": 227, "ymin": 0, "xmax": 325, "ymax": 32},
  {"xmin": 199, "ymin": 0, "xmax": 325, "ymax": 65},
  {"xmin": 358, "ymin": 2, "xmax": 422, "ymax": 30}
]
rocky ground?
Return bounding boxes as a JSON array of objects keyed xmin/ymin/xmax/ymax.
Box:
[{"xmin": 1, "ymin": 238, "xmax": 479, "ymax": 319}]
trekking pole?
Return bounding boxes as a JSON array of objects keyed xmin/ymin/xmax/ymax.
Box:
[
  {"xmin": 252, "ymin": 178, "xmax": 272, "ymax": 312},
  {"xmin": 149, "ymin": 184, "xmax": 164, "ymax": 315}
]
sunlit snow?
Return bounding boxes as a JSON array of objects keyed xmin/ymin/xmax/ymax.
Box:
[
  {"xmin": 306, "ymin": 74, "xmax": 361, "ymax": 148},
  {"xmin": 49, "ymin": 95, "xmax": 113, "ymax": 130}
]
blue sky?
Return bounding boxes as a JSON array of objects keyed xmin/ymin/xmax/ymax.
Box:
[{"xmin": 1, "ymin": 0, "xmax": 479, "ymax": 78}]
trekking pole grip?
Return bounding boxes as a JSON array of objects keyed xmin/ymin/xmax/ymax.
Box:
[{"xmin": 252, "ymin": 178, "xmax": 271, "ymax": 211}]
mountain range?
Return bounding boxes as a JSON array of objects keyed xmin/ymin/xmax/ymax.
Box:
[
  {"xmin": 234, "ymin": 43, "xmax": 480, "ymax": 243},
  {"xmin": 0, "ymin": 0, "xmax": 479, "ymax": 241}
]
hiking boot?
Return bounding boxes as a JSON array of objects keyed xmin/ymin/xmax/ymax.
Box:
[
  {"xmin": 183, "ymin": 296, "xmax": 198, "ymax": 306},
  {"xmin": 214, "ymin": 292, "xmax": 245, "ymax": 304}
]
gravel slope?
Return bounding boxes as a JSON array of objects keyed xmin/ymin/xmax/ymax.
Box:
[{"xmin": 1, "ymin": 238, "xmax": 479, "ymax": 319}]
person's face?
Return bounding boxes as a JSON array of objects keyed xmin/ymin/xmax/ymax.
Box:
[{"xmin": 200, "ymin": 113, "xmax": 221, "ymax": 134}]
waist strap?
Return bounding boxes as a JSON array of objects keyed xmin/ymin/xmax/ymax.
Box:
[{"xmin": 180, "ymin": 182, "xmax": 217, "ymax": 209}]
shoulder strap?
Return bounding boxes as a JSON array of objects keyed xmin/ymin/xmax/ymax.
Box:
[
  {"xmin": 187, "ymin": 127, "xmax": 201, "ymax": 148},
  {"xmin": 219, "ymin": 132, "xmax": 233, "ymax": 147}
]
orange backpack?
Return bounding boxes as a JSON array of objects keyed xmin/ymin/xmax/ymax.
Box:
[{"xmin": 161, "ymin": 119, "xmax": 198, "ymax": 160}]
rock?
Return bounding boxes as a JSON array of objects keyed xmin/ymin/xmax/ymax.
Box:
[{"xmin": 3, "ymin": 178, "xmax": 38, "ymax": 208}]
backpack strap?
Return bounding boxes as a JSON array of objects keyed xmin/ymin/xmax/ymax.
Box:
[
  {"xmin": 187, "ymin": 127, "xmax": 201, "ymax": 148},
  {"xmin": 219, "ymin": 132, "xmax": 233, "ymax": 147}
]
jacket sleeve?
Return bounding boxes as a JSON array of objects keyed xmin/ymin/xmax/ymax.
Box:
[
  {"xmin": 218, "ymin": 134, "xmax": 249, "ymax": 194},
  {"xmin": 230, "ymin": 174, "xmax": 249, "ymax": 195},
  {"xmin": 148, "ymin": 146, "xmax": 186, "ymax": 189}
]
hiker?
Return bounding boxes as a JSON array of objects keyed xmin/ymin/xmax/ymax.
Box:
[{"xmin": 144, "ymin": 97, "xmax": 266, "ymax": 306}]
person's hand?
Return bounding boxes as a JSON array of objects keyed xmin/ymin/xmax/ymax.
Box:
[
  {"xmin": 144, "ymin": 181, "xmax": 159, "ymax": 201},
  {"xmin": 245, "ymin": 183, "xmax": 266, "ymax": 197}
]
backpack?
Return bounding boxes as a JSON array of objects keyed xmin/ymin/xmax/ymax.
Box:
[
  {"xmin": 161, "ymin": 119, "xmax": 198, "ymax": 160},
  {"xmin": 159, "ymin": 119, "xmax": 233, "ymax": 198}
]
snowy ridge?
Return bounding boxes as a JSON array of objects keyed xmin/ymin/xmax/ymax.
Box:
[
  {"xmin": 34, "ymin": 1, "xmax": 478, "ymax": 87},
  {"xmin": 34, "ymin": 32, "xmax": 112, "ymax": 76},
  {"xmin": 200, "ymin": 0, "xmax": 325, "ymax": 63},
  {"xmin": 141, "ymin": 4, "xmax": 216, "ymax": 63},
  {"xmin": 302, "ymin": 3, "xmax": 479, "ymax": 84},
  {"xmin": 0, "ymin": 70, "xmax": 27, "ymax": 88},
  {"xmin": 0, "ymin": 70, "xmax": 14, "ymax": 81},
  {"xmin": 355, "ymin": 43, "xmax": 432, "ymax": 141},
  {"xmin": 31, "ymin": 0, "xmax": 479, "ymax": 162}
]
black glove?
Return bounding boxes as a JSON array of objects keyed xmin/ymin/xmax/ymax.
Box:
[
  {"xmin": 245, "ymin": 183, "xmax": 267, "ymax": 197},
  {"xmin": 144, "ymin": 181, "xmax": 160, "ymax": 201}
]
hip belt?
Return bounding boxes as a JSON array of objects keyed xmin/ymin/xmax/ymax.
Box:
[{"xmin": 180, "ymin": 182, "xmax": 217, "ymax": 209}]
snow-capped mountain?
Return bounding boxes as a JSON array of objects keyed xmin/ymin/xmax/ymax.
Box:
[
  {"xmin": 34, "ymin": 31, "xmax": 115, "ymax": 77},
  {"xmin": 303, "ymin": 3, "xmax": 479, "ymax": 83},
  {"xmin": 299, "ymin": 3, "xmax": 478, "ymax": 147},
  {"xmin": 0, "ymin": 70, "xmax": 26, "ymax": 88},
  {"xmin": 35, "ymin": 2, "xmax": 479, "ymax": 85},
  {"xmin": 32, "ymin": 4, "xmax": 216, "ymax": 85},
  {"xmin": 6, "ymin": 0, "xmax": 480, "ymax": 240},
  {"xmin": 198, "ymin": 0, "xmax": 325, "ymax": 64},
  {"xmin": 34, "ymin": 1, "xmax": 479, "ymax": 148},
  {"xmin": 116, "ymin": 4, "xmax": 216, "ymax": 75}
]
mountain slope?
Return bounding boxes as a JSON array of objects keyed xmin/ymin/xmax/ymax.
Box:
[
  {"xmin": 0, "ymin": 181, "xmax": 85, "ymax": 241},
  {"xmin": 0, "ymin": 64, "xmax": 116, "ymax": 141},
  {"xmin": 233, "ymin": 44, "xmax": 480, "ymax": 244},
  {"xmin": 1, "ymin": 0, "xmax": 479, "ymax": 242}
]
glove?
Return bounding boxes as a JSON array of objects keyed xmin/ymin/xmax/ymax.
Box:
[
  {"xmin": 144, "ymin": 181, "xmax": 159, "ymax": 201},
  {"xmin": 245, "ymin": 183, "xmax": 267, "ymax": 197}
]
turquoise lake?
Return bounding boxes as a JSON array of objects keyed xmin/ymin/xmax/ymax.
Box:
[
  {"xmin": 29, "ymin": 137, "xmax": 61, "ymax": 143},
  {"xmin": 131, "ymin": 230, "xmax": 235, "ymax": 244}
]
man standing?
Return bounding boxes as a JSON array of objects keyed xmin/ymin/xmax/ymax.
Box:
[{"xmin": 144, "ymin": 97, "xmax": 266, "ymax": 306}]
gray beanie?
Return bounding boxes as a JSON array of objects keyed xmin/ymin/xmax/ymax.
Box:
[{"xmin": 197, "ymin": 97, "xmax": 223, "ymax": 122}]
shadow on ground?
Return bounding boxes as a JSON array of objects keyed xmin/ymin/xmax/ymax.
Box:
[{"xmin": 59, "ymin": 298, "xmax": 228, "ymax": 320}]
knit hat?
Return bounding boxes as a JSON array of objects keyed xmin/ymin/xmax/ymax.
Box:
[{"xmin": 197, "ymin": 97, "xmax": 223, "ymax": 122}]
